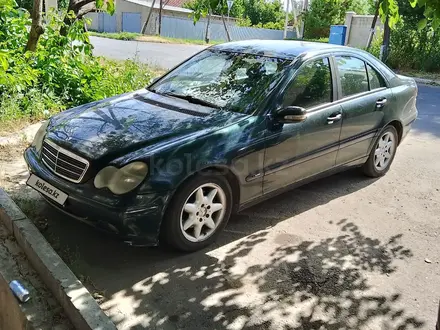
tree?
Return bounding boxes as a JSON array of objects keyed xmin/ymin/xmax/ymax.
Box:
[
  {"xmin": 184, "ymin": 0, "xmax": 285, "ymax": 30},
  {"xmin": 304, "ymin": 0, "xmax": 369, "ymax": 38},
  {"xmin": 183, "ymin": 0, "xmax": 232, "ymax": 40},
  {"xmin": 58, "ymin": 0, "xmax": 114, "ymax": 36},
  {"xmin": 241, "ymin": 0, "xmax": 284, "ymax": 27},
  {"xmin": 25, "ymin": 0, "xmax": 43, "ymax": 50},
  {"xmin": 377, "ymin": 0, "xmax": 440, "ymax": 29}
]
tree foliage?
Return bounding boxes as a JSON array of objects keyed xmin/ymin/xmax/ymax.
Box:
[
  {"xmin": 382, "ymin": 0, "xmax": 440, "ymax": 71},
  {"xmin": 184, "ymin": 0, "xmax": 285, "ymax": 30},
  {"xmin": 304, "ymin": 0, "xmax": 369, "ymax": 38},
  {"xmin": 378, "ymin": 0, "xmax": 440, "ymax": 29},
  {"xmin": 0, "ymin": 0, "xmax": 152, "ymax": 122}
]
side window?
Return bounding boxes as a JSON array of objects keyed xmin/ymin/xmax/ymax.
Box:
[
  {"xmin": 366, "ymin": 64, "xmax": 386, "ymax": 90},
  {"xmin": 284, "ymin": 57, "xmax": 332, "ymax": 109},
  {"xmin": 336, "ymin": 56, "xmax": 369, "ymax": 97}
]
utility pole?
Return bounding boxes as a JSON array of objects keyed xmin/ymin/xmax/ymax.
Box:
[
  {"xmin": 283, "ymin": 0, "xmax": 290, "ymax": 39},
  {"xmin": 380, "ymin": 15, "xmax": 390, "ymax": 61},
  {"xmin": 291, "ymin": 0, "xmax": 300, "ymax": 39},
  {"xmin": 221, "ymin": 12, "xmax": 231, "ymax": 41},
  {"xmin": 366, "ymin": 0, "xmax": 381, "ymax": 50},
  {"xmin": 158, "ymin": 0, "xmax": 163, "ymax": 35},
  {"xmin": 141, "ymin": 0, "xmax": 157, "ymax": 34}
]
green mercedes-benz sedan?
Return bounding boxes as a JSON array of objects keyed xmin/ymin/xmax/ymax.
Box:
[{"xmin": 25, "ymin": 40, "xmax": 418, "ymax": 251}]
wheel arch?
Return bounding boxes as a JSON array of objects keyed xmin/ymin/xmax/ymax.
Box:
[
  {"xmin": 166, "ymin": 164, "xmax": 241, "ymax": 215},
  {"xmin": 367, "ymin": 120, "xmax": 403, "ymax": 155},
  {"xmin": 387, "ymin": 120, "xmax": 403, "ymax": 144}
]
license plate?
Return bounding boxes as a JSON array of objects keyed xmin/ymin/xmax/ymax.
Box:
[{"xmin": 26, "ymin": 174, "xmax": 68, "ymax": 205}]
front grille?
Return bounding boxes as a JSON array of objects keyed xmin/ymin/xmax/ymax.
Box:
[{"xmin": 41, "ymin": 140, "xmax": 89, "ymax": 183}]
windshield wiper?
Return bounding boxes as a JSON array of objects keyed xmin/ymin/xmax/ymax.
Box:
[{"xmin": 163, "ymin": 92, "xmax": 220, "ymax": 109}]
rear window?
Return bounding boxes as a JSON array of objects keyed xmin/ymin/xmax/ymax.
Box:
[
  {"xmin": 362, "ymin": 51, "xmax": 396, "ymax": 81},
  {"xmin": 367, "ymin": 64, "xmax": 386, "ymax": 90}
]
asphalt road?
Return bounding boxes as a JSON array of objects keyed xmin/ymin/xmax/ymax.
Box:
[
  {"xmin": 2, "ymin": 83, "xmax": 430, "ymax": 330},
  {"xmin": 90, "ymin": 36, "xmax": 207, "ymax": 69}
]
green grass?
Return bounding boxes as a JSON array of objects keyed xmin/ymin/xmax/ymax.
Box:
[
  {"xmin": 88, "ymin": 31, "xmax": 140, "ymax": 40},
  {"xmin": 88, "ymin": 31, "xmax": 222, "ymax": 45},
  {"xmin": 0, "ymin": 58, "xmax": 161, "ymax": 128}
]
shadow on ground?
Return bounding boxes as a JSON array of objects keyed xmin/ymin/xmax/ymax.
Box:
[
  {"xmin": 99, "ymin": 220, "xmax": 421, "ymax": 330},
  {"xmin": 6, "ymin": 168, "xmax": 425, "ymax": 329}
]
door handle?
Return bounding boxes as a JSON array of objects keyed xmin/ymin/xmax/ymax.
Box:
[
  {"xmin": 327, "ymin": 113, "xmax": 342, "ymax": 124},
  {"xmin": 376, "ymin": 98, "xmax": 387, "ymax": 108}
]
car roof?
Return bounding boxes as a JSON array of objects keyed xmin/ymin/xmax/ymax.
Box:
[{"xmin": 211, "ymin": 40, "xmax": 349, "ymax": 60}]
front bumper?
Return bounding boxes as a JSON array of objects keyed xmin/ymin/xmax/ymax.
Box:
[{"xmin": 24, "ymin": 147, "xmax": 172, "ymax": 246}]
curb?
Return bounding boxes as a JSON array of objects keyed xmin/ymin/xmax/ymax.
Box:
[
  {"xmin": 411, "ymin": 77, "xmax": 440, "ymax": 86},
  {"xmin": 0, "ymin": 189, "xmax": 117, "ymax": 330}
]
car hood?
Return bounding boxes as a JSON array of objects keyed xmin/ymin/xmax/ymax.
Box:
[{"xmin": 46, "ymin": 90, "xmax": 247, "ymax": 161}]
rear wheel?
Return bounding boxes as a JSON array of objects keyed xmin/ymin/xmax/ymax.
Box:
[
  {"xmin": 161, "ymin": 173, "xmax": 232, "ymax": 252},
  {"xmin": 362, "ymin": 125, "xmax": 398, "ymax": 177}
]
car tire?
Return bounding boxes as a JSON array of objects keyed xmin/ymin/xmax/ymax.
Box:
[
  {"xmin": 161, "ymin": 172, "xmax": 233, "ymax": 252},
  {"xmin": 362, "ymin": 125, "xmax": 399, "ymax": 178}
]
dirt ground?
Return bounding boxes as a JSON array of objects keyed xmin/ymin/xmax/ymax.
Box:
[
  {"xmin": 0, "ymin": 219, "xmax": 73, "ymax": 329},
  {"xmin": 0, "ymin": 84, "xmax": 439, "ymax": 330}
]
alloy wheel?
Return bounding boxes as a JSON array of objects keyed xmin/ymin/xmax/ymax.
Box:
[
  {"xmin": 180, "ymin": 183, "xmax": 227, "ymax": 243},
  {"xmin": 374, "ymin": 132, "xmax": 396, "ymax": 171}
]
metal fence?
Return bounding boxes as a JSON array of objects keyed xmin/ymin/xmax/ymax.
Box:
[{"xmin": 160, "ymin": 15, "xmax": 296, "ymax": 42}]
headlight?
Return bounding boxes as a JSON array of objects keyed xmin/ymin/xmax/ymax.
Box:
[
  {"xmin": 94, "ymin": 162, "xmax": 148, "ymax": 195},
  {"xmin": 31, "ymin": 121, "xmax": 49, "ymax": 153}
]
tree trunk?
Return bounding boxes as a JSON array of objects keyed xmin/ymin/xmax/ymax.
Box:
[
  {"xmin": 141, "ymin": 0, "xmax": 157, "ymax": 34},
  {"xmin": 221, "ymin": 13, "xmax": 231, "ymax": 42},
  {"xmin": 205, "ymin": 10, "xmax": 211, "ymax": 43},
  {"xmin": 60, "ymin": 0, "xmax": 95, "ymax": 36},
  {"xmin": 366, "ymin": 0, "xmax": 381, "ymax": 50},
  {"xmin": 25, "ymin": 0, "xmax": 44, "ymax": 51}
]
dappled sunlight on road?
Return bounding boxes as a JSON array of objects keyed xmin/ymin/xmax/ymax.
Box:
[{"xmin": 99, "ymin": 221, "xmax": 422, "ymax": 329}]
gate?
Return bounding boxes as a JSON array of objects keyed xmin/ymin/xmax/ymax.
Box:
[
  {"xmin": 122, "ymin": 12, "xmax": 142, "ymax": 33},
  {"xmin": 98, "ymin": 13, "xmax": 116, "ymax": 33}
]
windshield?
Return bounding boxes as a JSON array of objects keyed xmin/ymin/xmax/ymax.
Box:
[{"xmin": 149, "ymin": 49, "xmax": 291, "ymax": 114}]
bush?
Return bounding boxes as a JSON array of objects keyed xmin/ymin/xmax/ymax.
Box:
[
  {"xmin": 386, "ymin": 21, "xmax": 440, "ymax": 72},
  {"xmin": 0, "ymin": 0, "xmax": 154, "ymax": 123},
  {"xmin": 87, "ymin": 59, "xmax": 152, "ymax": 100},
  {"xmin": 304, "ymin": 0, "xmax": 369, "ymax": 39}
]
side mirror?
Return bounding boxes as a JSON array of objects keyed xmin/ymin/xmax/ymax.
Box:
[{"xmin": 275, "ymin": 106, "xmax": 307, "ymax": 123}]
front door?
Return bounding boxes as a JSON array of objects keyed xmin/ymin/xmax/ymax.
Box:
[
  {"xmin": 263, "ymin": 57, "xmax": 342, "ymax": 194},
  {"xmin": 333, "ymin": 56, "xmax": 392, "ymax": 165}
]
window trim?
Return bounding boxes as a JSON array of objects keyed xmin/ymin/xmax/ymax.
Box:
[
  {"xmin": 366, "ymin": 63, "xmax": 387, "ymax": 91},
  {"xmin": 331, "ymin": 54, "xmax": 389, "ymax": 102},
  {"xmin": 282, "ymin": 54, "xmax": 336, "ymax": 111}
]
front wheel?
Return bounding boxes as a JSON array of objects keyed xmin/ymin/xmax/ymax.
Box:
[
  {"xmin": 161, "ymin": 173, "xmax": 233, "ymax": 252},
  {"xmin": 362, "ymin": 125, "xmax": 398, "ymax": 178}
]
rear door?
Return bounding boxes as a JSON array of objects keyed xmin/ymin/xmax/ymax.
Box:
[{"xmin": 333, "ymin": 55, "xmax": 392, "ymax": 165}]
